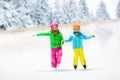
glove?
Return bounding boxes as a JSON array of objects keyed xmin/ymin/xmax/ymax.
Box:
[
  {"xmin": 61, "ymin": 40, "xmax": 64, "ymax": 45},
  {"xmin": 92, "ymin": 35, "xmax": 95, "ymax": 37}
]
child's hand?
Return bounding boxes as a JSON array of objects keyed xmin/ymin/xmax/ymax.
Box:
[
  {"xmin": 33, "ymin": 34, "xmax": 35, "ymax": 37},
  {"xmin": 92, "ymin": 35, "xmax": 95, "ymax": 37},
  {"xmin": 61, "ymin": 40, "xmax": 64, "ymax": 44},
  {"xmin": 64, "ymin": 40, "xmax": 67, "ymax": 43}
]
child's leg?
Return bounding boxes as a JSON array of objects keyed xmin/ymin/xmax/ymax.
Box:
[
  {"xmin": 51, "ymin": 48, "xmax": 57, "ymax": 68},
  {"xmin": 79, "ymin": 48, "xmax": 86, "ymax": 66},
  {"xmin": 56, "ymin": 47, "xmax": 62, "ymax": 65},
  {"xmin": 73, "ymin": 49, "xmax": 79, "ymax": 66}
]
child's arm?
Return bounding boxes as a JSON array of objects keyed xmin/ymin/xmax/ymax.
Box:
[
  {"xmin": 58, "ymin": 33, "xmax": 64, "ymax": 45},
  {"xmin": 36, "ymin": 32, "xmax": 51, "ymax": 36},
  {"xmin": 60, "ymin": 33, "xmax": 64, "ymax": 40},
  {"xmin": 65, "ymin": 36, "xmax": 73, "ymax": 42},
  {"xmin": 81, "ymin": 33, "xmax": 94, "ymax": 40}
]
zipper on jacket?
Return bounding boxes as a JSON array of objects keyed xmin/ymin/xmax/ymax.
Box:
[{"xmin": 75, "ymin": 33, "xmax": 79, "ymax": 48}]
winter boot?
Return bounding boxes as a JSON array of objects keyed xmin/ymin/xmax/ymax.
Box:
[
  {"xmin": 73, "ymin": 65, "xmax": 77, "ymax": 70},
  {"xmin": 83, "ymin": 65, "xmax": 87, "ymax": 69}
]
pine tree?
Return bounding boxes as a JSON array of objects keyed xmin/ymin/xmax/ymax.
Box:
[
  {"xmin": 29, "ymin": 0, "xmax": 52, "ymax": 26},
  {"xmin": 62, "ymin": 0, "xmax": 78, "ymax": 23},
  {"xmin": 96, "ymin": 0, "xmax": 110, "ymax": 20},
  {"xmin": 10, "ymin": 0, "xmax": 33, "ymax": 28},
  {"xmin": 11, "ymin": 0, "xmax": 25, "ymax": 8},
  {"xmin": 78, "ymin": 0, "xmax": 90, "ymax": 22},
  {"xmin": 62, "ymin": 0, "xmax": 70, "ymax": 24},
  {"xmin": 52, "ymin": 0, "xmax": 64, "ymax": 24},
  {"xmin": 0, "ymin": 0, "xmax": 19, "ymax": 29},
  {"xmin": 0, "ymin": 0, "xmax": 9, "ymax": 29},
  {"xmin": 116, "ymin": 0, "xmax": 120, "ymax": 18}
]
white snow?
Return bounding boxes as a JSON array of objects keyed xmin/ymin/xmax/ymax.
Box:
[{"xmin": 0, "ymin": 20, "xmax": 120, "ymax": 80}]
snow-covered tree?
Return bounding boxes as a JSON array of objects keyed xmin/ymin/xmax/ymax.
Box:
[
  {"xmin": 0, "ymin": 0, "xmax": 10, "ymax": 2},
  {"xmin": 116, "ymin": 0, "xmax": 120, "ymax": 18},
  {"xmin": 52, "ymin": 0, "xmax": 65, "ymax": 24},
  {"xmin": 29, "ymin": 0, "xmax": 52, "ymax": 26},
  {"xmin": 77, "ymin": 0, "xmax": 91, "ymax": 22},
  {"xmin": 11, "ymin": 0, "xmax": 25, "ymax": 9},
  {"xmin": 0, "ymin": 0, "xmax": 14, "ymax": 29},
  {"xmin": 62, "ymin": 0, "xmax": 78, "ymax": 23},
  {"xmin": 14, "ymin": 7, "xmax": 33, "ymax": 28},
  {"xmin": 0, "ymin": 0, "xmax": 33, "ymax": 30},
  {"xmin": 89, "ymin": 11, "xmax": 95, "ymax": 21},
  {"xmin": 62, "ymin": 0, "xmax": 70, "ymax": 24},
  {"xmin": 10, "ymin": 0, "xmax": 33, "ymax": 28},
  {"xmin": 11, "ymin": 0, "xmax": 32, "ymax": 9},
  {"xmin": 95, "ymin": 0, "xmax": 111, "ymax": 20}
]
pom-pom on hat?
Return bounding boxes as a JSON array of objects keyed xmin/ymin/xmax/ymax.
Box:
[
  {"xmin": 73, "ymin": 23, "xmax": 80, "ymax": 29},
  {"xmin": 50, "ymin": 22, "xmax": 59, "ymax": 28}
]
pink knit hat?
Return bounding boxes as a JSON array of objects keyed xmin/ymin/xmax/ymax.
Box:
[{"xmin": 50, "ymin": 22, "xmax": 59, "ymax": 28}]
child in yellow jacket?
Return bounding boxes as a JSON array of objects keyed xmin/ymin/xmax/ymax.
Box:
[{"xmin": 65, "ymin": 23, "xmax": 95, "ymax": 70}]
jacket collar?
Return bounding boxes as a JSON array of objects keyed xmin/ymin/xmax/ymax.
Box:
[{"xmin": 73, "ymin": 32, "xmax": 81, "ymax": 35}]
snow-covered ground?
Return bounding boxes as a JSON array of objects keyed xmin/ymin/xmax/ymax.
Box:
[{"xmin": 0, "ymin": 20, "xmax": 120, "ymax": 80}]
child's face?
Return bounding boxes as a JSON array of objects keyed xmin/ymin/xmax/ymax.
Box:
[
  {"xmin": 51, "ymin": 26, "xmax": 59, "ymax": 33},
  {"xmin": 73, "ymin": 28, "xmax": 80, "ymax": 32}
]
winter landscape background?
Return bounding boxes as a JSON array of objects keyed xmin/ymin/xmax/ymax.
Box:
[
  {"xmin": 0, "ymin": 0, "xmax": 120, "ymax": 80},
  {"xmin": 0, "ymin": 20, "xmax": 120, "ymax": 80},
  {"xmin": 0, "ymin": 0, "xmax": 120, "ymax": 30}
]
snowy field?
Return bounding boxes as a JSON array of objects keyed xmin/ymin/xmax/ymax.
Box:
[{"xmin": 0, "ymin": 20, "xmax": 120, "ymax": 80}]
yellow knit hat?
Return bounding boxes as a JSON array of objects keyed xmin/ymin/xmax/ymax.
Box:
[{"xmin": 73, "ymin": 23, "xmax": 80, "ymax": 29}]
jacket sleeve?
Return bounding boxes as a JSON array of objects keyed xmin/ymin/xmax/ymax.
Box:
[
  {"xmin": 81, "ymin": 33, "xmax": 93, "ymax": 40},
  {"xmin": 36, "ymin": 32, "xmax": 50, "ymax": 36},
  {"xmin": 65, "ymin": 35, "xmax": 73, "ymax": 42},
  {"xmin": 60, "ymin": 33, "xmax": 64, "ymax": 40},
  {"xmin": 59, "ymin": 33, "xmax": 64, "ymax": 45}
]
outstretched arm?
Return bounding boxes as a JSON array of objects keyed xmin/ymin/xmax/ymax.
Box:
[
  {"xmin": 65, "ymin": 36, "xmax": 73, "ymax": 42},
  {"xmin": 36, "ymin": 32, "xmax": 51, "ymax": 36},
  {"xmin": 81, "ymin": 33, "xmax": 94, "ymax": 40}
]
